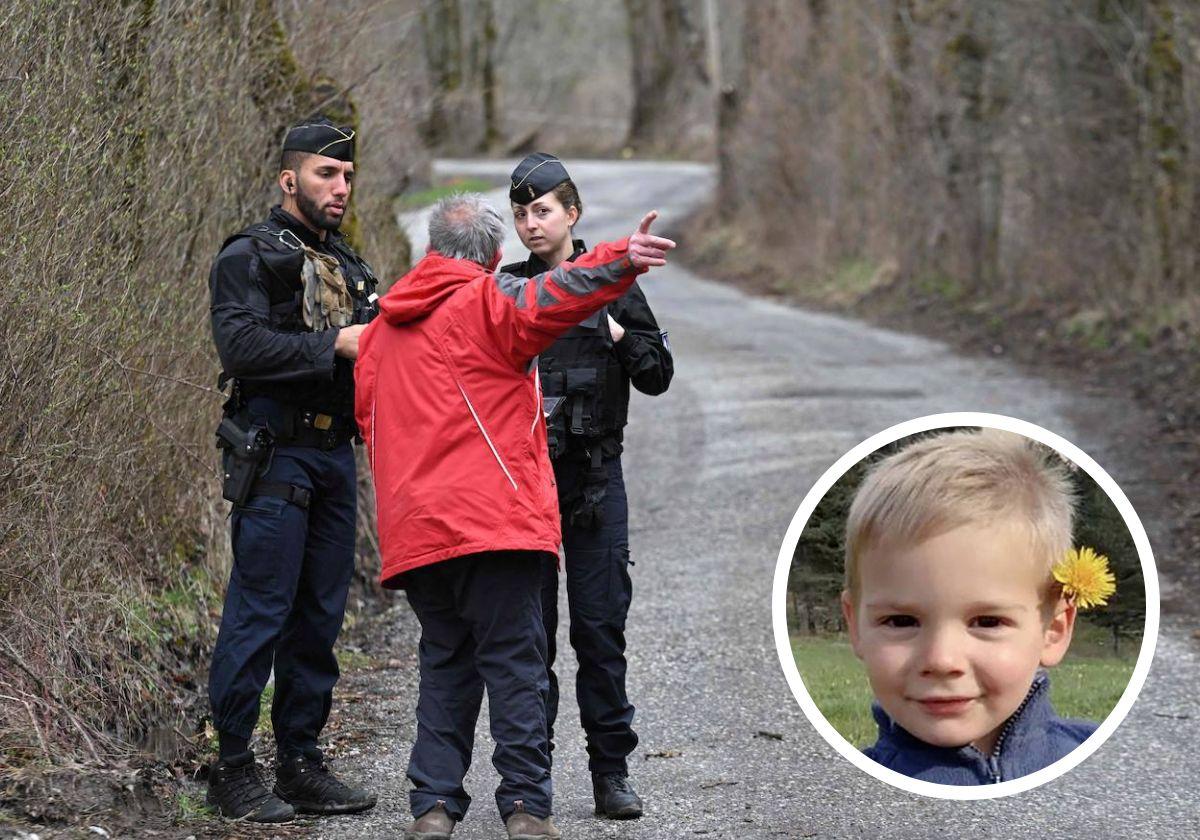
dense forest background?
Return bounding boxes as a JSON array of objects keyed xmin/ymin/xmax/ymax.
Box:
[
  {"xmin": 709, "ymin": 2, "xmax": 1197, "ymax": 345},
  {"xmin": 1, "ymin": 0, "xmax": 1194, "ymax": 816},
  {"xmin": 789, "ymin": 430, "xmax": 1147, "ymax": 650}
]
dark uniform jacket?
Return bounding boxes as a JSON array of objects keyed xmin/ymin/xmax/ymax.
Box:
[
  {"xmin": 209, "ymin": 206, "xmax": 377, "ymax": 418},
  {"xmin": 501, "ymin": 239, "xmax": 672, "ymax": 458},
  {"xmin": 863, "ymin": 671, "xmax": 1097, "ymax": 784}
]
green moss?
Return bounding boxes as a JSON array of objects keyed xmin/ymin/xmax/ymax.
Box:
[
  {"xmin": 915, "ymin": 272, "xmax": 965, "ymax": 303},
  {"xmin": 1060, "ymin": 309, "xmax": 1112, "ymax": 350},
  {"xmin": 252, "ymin": 0, "xmax": 310, "ymax": 107},
  {"xmin": 945, "ymin": 31, "xmax": 987, "ymax": 63},
  {"xmin": 176, "ymin": 790, "xmax": 216, "ymax": 821},
  {"xmin": 336, "ymin": 648, "xmax": 377, "ymax": 671},
  {"xmin": 256, "ymin": 683, "xmax": 275, "ymax": 734},
  {"xmin": 819, "ymin": 258, "xmax": 882, "ymax": 306},
  {"xmin": 123, "ymin": 600, "xmax": 162, "ymax": 645}
]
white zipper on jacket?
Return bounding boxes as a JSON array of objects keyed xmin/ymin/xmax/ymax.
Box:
[
  {"xmin": 456, "ymin": 380, "xmax": 519, "ymax": 491},
  {"xmin": 530, "ymin": 366, "xmax": 542, "ymax": 435},
  {"xmin": 370, "ymin": 394, "xmax": 377, "ymax": 474}
]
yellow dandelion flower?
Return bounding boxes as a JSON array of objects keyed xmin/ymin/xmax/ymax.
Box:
[{"xmin": 1052, "ymin": 546, "xmax": 1117, "ymax": 610}]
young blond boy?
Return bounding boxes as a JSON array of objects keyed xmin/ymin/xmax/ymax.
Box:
[{"xmin": 840, "ymin": 429, "xmax": 1097, "ymax": 784}]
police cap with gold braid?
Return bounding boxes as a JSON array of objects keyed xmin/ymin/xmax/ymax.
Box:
[
  {"xmin": 282, "ymin": 117, "xmax": 356, "ymax": 163},
  {"xmin": 509, "ymin": 153, "xmax": 570, "ymax": 204}
]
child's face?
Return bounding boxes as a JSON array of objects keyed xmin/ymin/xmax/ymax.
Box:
[{"xmin": 844, "ymin": 521, "xmax": 1075, "ymax": 755}]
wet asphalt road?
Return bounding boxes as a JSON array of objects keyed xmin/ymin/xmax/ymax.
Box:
[{"xmin": 312, "ymin": 160, "xmax": 1199, "ymax": 840}]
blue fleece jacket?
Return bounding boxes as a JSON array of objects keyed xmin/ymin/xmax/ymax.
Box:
[{"xmin": 863, "ymin": 671, "xmax": 1097, "ymax": 784}]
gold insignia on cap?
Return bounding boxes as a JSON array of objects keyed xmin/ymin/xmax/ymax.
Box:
[
  {"xmin": 316, "ymin": 126, "xmax": 355, "ymax": 156},
  {"xmin": 511, "ymin": 156, "xmax": 561, "ymax": 190}
]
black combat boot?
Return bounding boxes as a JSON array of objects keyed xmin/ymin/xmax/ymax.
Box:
[
  {"xmin": 592, "ymin": 772, "xmax": 643, "ymax": 819},
  {"xmin": 274, "ymin": 749, "xmax": 377, "ymax": 815},
  {"xmin": 206, "ymin": 750, "xmax": 295, "ymax": 823}
]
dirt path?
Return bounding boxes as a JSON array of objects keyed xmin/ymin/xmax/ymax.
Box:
[{"xmin": 259, "ymin": 160, "xmax": 1195, "ymax": 840}]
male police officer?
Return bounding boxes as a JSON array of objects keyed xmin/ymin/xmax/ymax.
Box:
[
  {"xmin": 206, "ymin": 118, "xmax": 376, "ymax": 822},
  {"xmin": 503, "ymin": 155, "xmax": 674, "ymax": 819}
]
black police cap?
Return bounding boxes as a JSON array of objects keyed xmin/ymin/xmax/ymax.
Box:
[
  {"xmin": 282, "ymin": 117, "xmax": 355, "ymax": 162},
  {"xmin": 509, "ymin": 153, "xmax": 570, "ymax": 204}
]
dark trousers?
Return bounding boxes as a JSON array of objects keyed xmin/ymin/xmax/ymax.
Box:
[
  {"xmin": 542, "ymin": 454, "xmax": 637, "ymax": 775},
  {"xmin": 208, "ymin": 442, "xmax": 356, "ymax": 758},
  {"xmin": 404, "ymin": 551, "xmax": 553, "ymax": 821}
]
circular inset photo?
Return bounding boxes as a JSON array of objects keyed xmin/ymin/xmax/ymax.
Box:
[{"xmin": 771, "ymin": 413, "xmax": 1158, "ymax": 799}]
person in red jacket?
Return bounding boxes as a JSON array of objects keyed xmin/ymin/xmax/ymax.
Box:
[{"xmin": 354, "ymin": 193, "xmax": 674, "ymax": 840}]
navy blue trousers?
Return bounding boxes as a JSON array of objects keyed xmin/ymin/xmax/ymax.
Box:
[
  {"xmin": 208, "ymin": 442, "xmax": 356, "ymax": 758},
  {"xmin": 541, "ymin": 455, "xmax": 637, "ymax": 775},
  {"xmin": 404, "ymin": 551, "xmax": 553, "ymax": 821}
]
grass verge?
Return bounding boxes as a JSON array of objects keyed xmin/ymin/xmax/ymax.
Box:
[{"xmin": 397, "ymin": 176, "xmax": 498, "ymax": 210}]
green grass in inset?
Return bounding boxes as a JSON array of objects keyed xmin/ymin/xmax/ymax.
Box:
[
  {"xmin": 790, "ymin": 627, "xmax": 1137, "ymax": 750},
  {"xmin": 790, "ymin": 635, "xmax": 876, "ymax": 748}
]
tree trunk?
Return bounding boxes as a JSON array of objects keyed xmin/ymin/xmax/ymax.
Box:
[
  {"xmin": 477, "ymin": 0, "xmax": 499, "ymax": 152},
  {"xmin": 623, "ymin": 0, "xmax": 712, "ymax": 154},
  {"xmin": 420, "ymin": 0, "xmax": 464, "ymax": 148},
  {"xmin": 1143, "ymin": 0, "xmax": 1188, "ymax": 298}
]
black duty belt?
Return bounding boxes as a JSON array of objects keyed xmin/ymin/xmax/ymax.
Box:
[{"xmin": 277, "ymin": 409, "xmax": 356, "ymax": 450}]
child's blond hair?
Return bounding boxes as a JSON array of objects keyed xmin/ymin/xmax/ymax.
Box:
[{"xmin": 844, "ymin": 428, "xmax": 1075, "ymax": 599}]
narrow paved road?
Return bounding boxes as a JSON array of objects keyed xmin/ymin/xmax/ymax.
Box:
[{"xmin": 316, "ymin": 160, "xmax": 1198, "ymax": 839}]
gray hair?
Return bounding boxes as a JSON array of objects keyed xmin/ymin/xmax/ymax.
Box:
[{"xmin": 428, "ymin": 193, "xmax": 506, "ymax": 265}]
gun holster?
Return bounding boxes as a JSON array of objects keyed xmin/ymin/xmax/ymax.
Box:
[
  {"xmin": 216, "ymin": 416, "xmax": 274, "ymax": 507},
  {"xmin": 569, "ymin": 446, "xmax": 608, "ymax": 530}
]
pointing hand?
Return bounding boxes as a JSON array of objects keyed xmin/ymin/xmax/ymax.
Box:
[{"xmin": 629, "ymin": 211, "xmax": 676, "ymax": 270}]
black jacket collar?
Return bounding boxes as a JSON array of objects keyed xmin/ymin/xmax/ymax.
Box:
[
  {"xmin": 269, "ymin": 205, "xmax": 334, "ymax": 250},
  {"xmin": 522, "ymin": 237, "xmax": 587, "ymax": 275}
]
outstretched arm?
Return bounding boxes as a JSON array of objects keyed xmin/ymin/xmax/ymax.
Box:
[{"xmin": 481, "ymin": 212, "xmax": 676, "ymax": 366}]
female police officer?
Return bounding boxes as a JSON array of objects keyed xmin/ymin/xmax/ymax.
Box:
[{"xmin": 503, "ymin": 154, "xmax": 673, "ymax": 819}]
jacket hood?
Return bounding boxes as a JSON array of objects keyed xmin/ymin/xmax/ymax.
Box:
[{"xmin": 378, "ymin": 251, "xmax": 488, "ymax": 325}]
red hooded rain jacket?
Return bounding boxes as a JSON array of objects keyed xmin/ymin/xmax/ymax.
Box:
[{"xmin": 355, "ymin": 239, "xmax": 642, "ymax": 588}]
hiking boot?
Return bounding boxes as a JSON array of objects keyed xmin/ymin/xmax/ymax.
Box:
[
  {"xmin": 505, "ymin": 800, "xmax": 561, "ymax": 839},
  {"xmin": 592, "ymin": 772, "xmax": 643, "ymax": 819},
  {"xmin": 206, "ymin": 751, "xmax": 295, "ymax": 823},
  {"xmin": 405, "ymin": 801, "xmax": 456, "ymax": 840},
  {"xmin": 274, "ymin": 749, "xmax": 377, "ymax": 815}
]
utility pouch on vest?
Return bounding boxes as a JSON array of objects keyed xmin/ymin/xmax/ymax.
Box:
[
  {"xmin": 564, "ymin": 368, "xmax": 599, "ymax": 435},
  {"xmin": 301, "ymin": 246, "xmax": 355, "ymax": 330},
  {"xmin": 216, "ymin": 417, "xmax": 274, "ymax": 507}
]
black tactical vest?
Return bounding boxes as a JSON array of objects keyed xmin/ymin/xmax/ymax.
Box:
[
  {"xmin": 537, "ymin": 307, "xmax": 629, "ymax": 438},
  {"xmin": 222, "ymin": 220, "xmax": 378, "ymax": 324},
  {"xmin": 502, "ymin": 243, "xmax": 630, "ymax": 458},
  {"xmin": 221, "ymin": 214, "xmax": 377, "ymax": 415}
]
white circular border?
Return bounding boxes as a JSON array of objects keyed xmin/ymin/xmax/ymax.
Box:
[{"xmin": 771, "ymin": 412, "xmax": 1160, "ymax": 799}]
